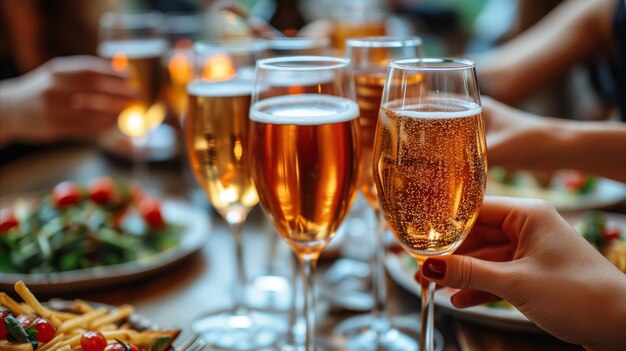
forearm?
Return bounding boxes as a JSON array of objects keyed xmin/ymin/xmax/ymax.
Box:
[
  {"xmin": 0, "ymin": 80, "xmax": 19, "ymax": 146},
  {"xmin": 477, "ymin": 0, "xmax": 616, "ymax": 105},
  {"xmin": 582, "ymin": 268, "xmax": 626, "ymax": 351},
  {"xmin": 538, "ymin": 120, "xmax": 626, "ymax": 183}
]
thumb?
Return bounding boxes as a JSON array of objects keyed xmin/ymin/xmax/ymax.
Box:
[{"xmin": 420, "ymin": 255, "xmax": 510, "ymax": 296}]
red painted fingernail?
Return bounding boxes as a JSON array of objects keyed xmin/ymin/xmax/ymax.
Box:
[{"xmin": 422, "ymin": 258, "xmax": 446, "ymax": 280}]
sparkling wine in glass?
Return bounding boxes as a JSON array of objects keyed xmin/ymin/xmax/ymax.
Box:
[
  {"xmin": 373, "ymin": 58, "xmax": 487, "ymax": 351},
  {"xmin": 183, "ymin": 39, "xmax": 286, "ymax": 350},
  {"xmin": 98, "ymin": 11, "xmax": 168, "ymax": 177},
  {"xmin": 334, "ymin": 36, "xmax": 425, "ymax": 351},
  {"xmin": 249, "ymin": 56, "xmax": 361, "ymax": 350}
]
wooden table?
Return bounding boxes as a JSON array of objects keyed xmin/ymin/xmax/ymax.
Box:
[{"xmin": 0, "ymin": 143, "xmax": 586, "ymax": 351}]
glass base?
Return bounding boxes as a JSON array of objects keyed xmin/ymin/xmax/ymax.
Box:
[
  {"xmin": 192, "ymin": 309, "xmax": 286, "ymax": 350},
  {"xmin": 333, "ymin": 314, "xmax": 444, "ymax": 351},
  {"xmin": 246, "ymin": 275, "xmax": 293, "ymax": 312}
]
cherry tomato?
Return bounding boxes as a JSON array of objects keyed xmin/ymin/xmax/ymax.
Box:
[
  {"xmin": 52, "ymin": 181, "xmax": 82, "ymax": 208},
  {"xmin": 138, "ymin": 196, "xmax": 164, "ymax": 230},
  {"xmin": 563, "ymin": 172, "xmax": 587, "ymax": 191},
  {"xmin": 104, "ymin": 341, "xmax": 140, "ymax": 351},
  {"xmin": 16, "ymin": 314, "xmax": 35, "ymax": 328},
  {"xmin": 81, "ymin": 331, "xmax": 108, "ymax": 351},
  {"xmin": 0, "ymin": 209, "xmax": 19, "ymax": 233},
  {"xmin": 31, "ymin": 317, "xmax": 56, "ymax": 343},
  {"xmin": 88, "ymin": 176, "xmax": 116, "ymax": 205},
  {"xmin": 603, "ymin": 224, "xmax": 622, "ymax": 242},
  {"xmin": 0, "ymin": 310, "xmax": 9, "ymax": 339}
]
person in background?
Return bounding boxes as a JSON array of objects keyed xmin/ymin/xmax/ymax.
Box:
[
  {"xmin": 415, "ymin": 196, "xmax": 626, "ymax": 351},
  {"xmin": 476, "ymin": 0, "xmax": 624, "ymax": 121},
  {"xmin": 481, "ymin": 96, "xmax": 626, "ymax": 184},
  {"xmin": 0, "ymin": 1, "xmax": 136, "ymax": 154}
]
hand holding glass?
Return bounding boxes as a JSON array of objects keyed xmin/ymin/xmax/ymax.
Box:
[{"xmin": 373, "ymin": 58, "xmax": 487, "ymax": 351}]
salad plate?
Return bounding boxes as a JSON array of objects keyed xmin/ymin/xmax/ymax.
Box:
[
  {"xmin": 486, "ymin": 170, "xmax": 626, "ymax": 212},
  {"xmin": 0, "ymin": 195, "xmax": 209, "ymax": 293},
  {"xmin": 385, "ymin": 211, "xmax": 626, "ymax": 332}
]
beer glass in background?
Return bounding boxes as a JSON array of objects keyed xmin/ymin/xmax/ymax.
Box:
[
  {"xmin": 264, "ymin": 37, "xmax": 331, "ymax": 57},
  {"xmin": 331, "ymin": 0, "xmax": 387, "ymax": 53},
  {"xmin": 183, "ymin": 39, "xmax": 286, "ymax": 350},
  {"xmin": 249, "ymin": 56, "xmax": 361, "ymax": 350},
  {"xmin": 334, "ymin": 36, "xmax": 424, "ymax": 350},
  {"xmin": 373, "ymin": 58, "xmax": 487, "ymax": 351},
  {"xmin": 98, "ymin": 11, "xmax": 168, "ymax": 167},
  {"xmin": 163, "ymin": 12, "xmax": 203, "ymax": 120}
]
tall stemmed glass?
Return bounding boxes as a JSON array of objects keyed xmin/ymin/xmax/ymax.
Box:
[
  {"xmin": 183, "ymin": 39, "xmax": 284, "ymax": 350},
  {"xmin": 249, "ymin": 56, "xmax": 361, "ymax": 350},
  {"xmin": 98, "ymin": 11, "xmax": 168, "ymax": 178},
  {"xmin": 373, "ymin": 58, "xmax": 487, "ymax": 351},
  {"xmin": 335, "ymin": 36, "xmax": 424, "ymax": 350}
]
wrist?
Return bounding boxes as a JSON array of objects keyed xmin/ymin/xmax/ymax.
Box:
[{"xmin": 0, "ymin": 79, "xmax": 20, "ymax": 145}]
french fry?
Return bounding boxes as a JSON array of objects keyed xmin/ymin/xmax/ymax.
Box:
[
  {"xmin": 0, "ymin": 341, "xmax": 33, "ymax": 351},
  {"xmin": 59, "ymin": 308, "xmax": 108, "ymax": 332},
  {"xmin": 3, "ymin": 282, "xmax": 179, "ymax": 351},
  {"xmin": 14, "ymin": 281, "xmax": 61, "ymax": 327},
  {"xmin": 89, "ymin": 305, "xmax": 134, "ymax": 329},
  {"xmin": 73, "ymin": 300, "xmax": 94, "ymax": 314},
  {"xmin": 0, "ymin": 293, "xmax": 32, "ymax": 316},
  {"xmin": 51, "ymin": 310, "xmax": 80, "ymax": 322},
  {"xmin": 39, "ymin": 333, "xmax": 65, "ymax": 351}
]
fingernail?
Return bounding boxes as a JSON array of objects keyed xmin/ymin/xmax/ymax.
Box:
[{"xmin": 422, "ymin": 258, "xmax": 446, "ymax": 280}]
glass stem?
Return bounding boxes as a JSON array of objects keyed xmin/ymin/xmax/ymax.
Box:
[
  {"xmin": 299, "ymin": 254, "xmax": 318, "ymax": 351},
  {"xmin": 420, "ymin": 280, "xmax": 436, "ymax": 351},
  {"xmin": 372, "ymin": 210, "xmax": 390, "ymax": 332},
  {"xmin": 132, "ymin": 135, "xmax": 149, "ymax": 182},
  {"xmin": 229, "ymin": 222, "xmax": 247, "ymax": 315}
]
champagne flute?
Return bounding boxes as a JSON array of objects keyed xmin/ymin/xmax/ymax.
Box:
[
  {"xmin": 373, "ymin": 58, "xmax": 487, "ymax": 351},
  {"xmin": 249, "ymin": 56, "xmax": 361, "ymax": 350},
  {"xmin": 98, "ymin": 11, "xmax": 168, "ymax": 178},
  {"xmin": 334, "ymin": 36, "xmax": 424, "ymax": 350},
  {"xmin": 183, "ymin": 39, "xmax": 285, "ymax": 350}
]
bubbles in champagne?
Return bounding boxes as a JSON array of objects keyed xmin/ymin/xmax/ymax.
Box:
[{"xmin": 374, "ymin": 102, "xmax": 487, "ymax": 257}]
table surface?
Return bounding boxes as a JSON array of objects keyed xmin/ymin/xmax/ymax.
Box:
[{"xmin": 0, "ymin": 142, "xmax": 592, "ymax": 351}]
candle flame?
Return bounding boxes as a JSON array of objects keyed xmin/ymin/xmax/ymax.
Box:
[
  {"xmin": 112, "ymin": 52, "xmax": 128, "ymax": 72},
  {"xmin": 168, "ymin": 53, "xmax": 192, "ymax": 86},
  {"xmin": 202, "ymin": 54, "xmax": 236, "ymax": 81},
  {"xmin": 118, "ymin": 104, "xmax": 148, "ymax": 138}
]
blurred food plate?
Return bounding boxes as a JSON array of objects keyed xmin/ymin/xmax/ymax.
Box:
[
  {"xmin": 385, "ymin": 251, "xmax": 538, "ymax": 333},
  {"xmin": 97, "ymin": 124, "xmax": 180, "ymax": 162},
  {"xmin": 0, "ymin": 196, "xmax": 209, "ymax": 294},
  {"xmin": 385, "ymin": 211, "xmax": 626, "ymax": 332},
  {"xmin": 486, "ymin": 169, "xmax": 626, "ymax": 212}
]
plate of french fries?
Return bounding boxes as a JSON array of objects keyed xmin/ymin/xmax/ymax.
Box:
[{"xmin": 1, "ymin": 281, "xmax": 180, "ymax": 351}]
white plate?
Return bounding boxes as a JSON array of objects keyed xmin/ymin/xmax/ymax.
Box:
[
  {"xmin": 385, "ymin": 252, "xmax": 540, "ymax": 333},
  {"xmin": 486, "ymin": 177, "xmax": 626, "ymax": 212},
  {"xmin": 0, "ymin": 197, "xmax": 209, "ymax": 294},
  {"xmin": 385, "ymin": 211, "xmax": 626, "ymax": 332}
]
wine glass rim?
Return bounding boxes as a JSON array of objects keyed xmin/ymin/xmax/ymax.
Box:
[
  {"xmin": 390, "ymin": 57, "xmax": 475, "ymax": 70},
  {"xmin": 266, "ymin": 37, "xmax": 330, "ymax": 50},
  {"xmin": 346, "ymin": 36, "xmax": 423, "ymax": 48},
  {"xmin": 256, "ymin": 56, "xmax": 351, "ymax": 71},
  {"xmin": 195, "ymin": 39, "xmax": 268, "ymax": 54},
  {"xmin": 100, "ymin": 11, "xmax": 164, "ymax": 28}
]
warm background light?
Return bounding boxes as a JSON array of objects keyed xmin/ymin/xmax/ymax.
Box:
[{"xmin": 202, "ymin": 54, "xmax": 236, "ymax": 81}]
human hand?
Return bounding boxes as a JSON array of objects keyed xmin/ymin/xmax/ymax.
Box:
[
  {"xmin": 416, "ymin": 196, "xmax": 626, "ymax": 351},
  {"xmin": 481, "ymin": 96, "xmax": 556, "ymax": 171},
  {"xmin": 0, "ymin": 55, "xmax": 137, "ymax": 144}
]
